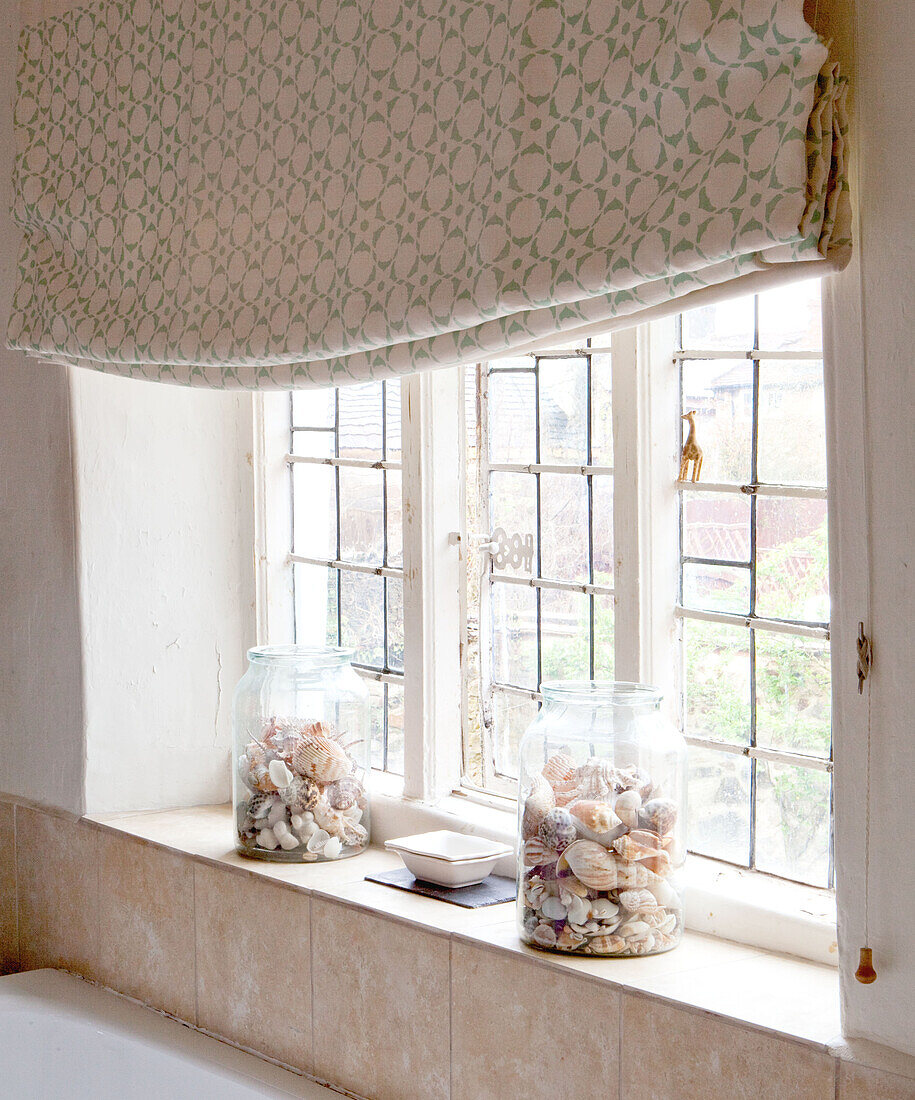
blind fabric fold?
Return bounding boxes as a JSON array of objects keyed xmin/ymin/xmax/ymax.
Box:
[{"xmin": 8, "ymin": 0, "xmax": 850, "ymax": 389}]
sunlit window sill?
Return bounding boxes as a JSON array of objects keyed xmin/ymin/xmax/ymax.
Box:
[{"xmin": 84, "ymin": 799, "xmax": 844, "ymax": 1056}]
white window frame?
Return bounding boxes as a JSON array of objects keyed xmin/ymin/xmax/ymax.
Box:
[{"xmin": 255, "ymin": 307, "xmax": 840, "ymax": 964}]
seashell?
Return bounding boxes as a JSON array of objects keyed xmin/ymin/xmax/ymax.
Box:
[
  {"xmin": 640, "ymin": 798, "xmax": 678, "ymax": 836},
  {"xmin": 249, "ymin": 762, "xmax": 278, "ymax": 793},
  {"xmin": 564, "ymin": 893, "xmax": 590, "ymax": 926},
  {"xmin": 618, "ymin": 918, "xmax": 651, "ymax": 939},
  {"xmin": 568, "ymin": 800, "xmax": 626, "ymax": 844},
  {"xmin": 618, "ymin": 888, "xmax": 660, "ymax": 914},
  {"xmin": 325, "ymin": 776, "xmax": 364, "ymax": 811},
  {"xmin": 523, "ymin": 837, "xmax": 559, "ymax": 867},
  {"xmin": 531, "ymin": 922, "xmax": 557, "ymax": 948},
  {"xmin": 521, "ymin": 775, "xmax": 556, "ymax": 839},
  {"xmin": 245, "ymin": 791, "xmax": 273, "ymax": 820},
  {"xmin": 551, "ymin": 781, "xmax": 580, "ymax": 807},
  {"xmin": 558, "ymin": 875, "xmax": 589, "ymax": 898},
  {"xmin": 613, "ymin": 833, "xmax": 660, "ymax": 863},
  {"xmin": 659, "ymin": 912, "xmax": 678, "ymax": 935},
  {"xmin": 615, "ymin": 862, "xmax": 660, "ymax": 888},
  {"xmin": 589, "ymin": 898, "xmax": 620, "ymax": 922},
  {"xmin": 266, "ymin": 799, "xmax": 288, "ymax": 828},
  {"xmin": 648, "ymin": 879, "xmax": 681, "ymax": 909},
  {"xmin": 245, "ymin": 741, "xmax": 267, "ymax": 766},
  {"xmin": 538, "ymin": 808, "xmax": 578, "ymax": 853},
  {"xmin": 542, "ymin": 752, "xmax": 576, "ymax": 788},
  {"xmin": 292, "ymin": 734, "xmax": 351, "ymax": 783},
  {"xmin": 323, "ymin": 836, "xmax": 344, "ymax": 859},
  {"xmin": 267, "ymin": 758, "xmax": 294, "ymax": 790},
  {"xmin": 313, "ymin": 799, "xmax": 351, "ymax": 840},
  {"xmin": 280, "ymin": 774, "xmax": 320, "ymax": 814},
  {"xmin": 641, "ymin": 849, "xmax": 672, "ymax": 876},
  {"xmin": 540, "ymin": 896, "xmax": 568, "ymax": 921},
  {"xmin": 574, "ymin": 757, "xmax": 617, "ymax": 801},
  {"xmin": 306, "ymin": 828, "xmax": 330, "ymax": 853},
  {"xmin": 627, "ymin": 934, "xmax": 656, "ymax": 955},
  {"xmin": 556, "ymin": 926, "xmax": 587, "ymax": 951},
  {"xmin": 561, "ymin": 840, "xmax": 620, "ymax": 890},
  {"xmin": 614, "ymin": 765, "xmax": 654, "ymax": 801},
  {"xmin": 614, "ymin": 789, "xmax": 642, "ymax": 829},
  {"xmin": 256, "ymin": 827, "xmax": 279, "ymax": 850},
  {"xmin": 523, "ymin": 878, "xmax": 549, "ymax": 909},
  {"xmin": 342, "ymin": 821, "xmax": 368, "ymax": 848},
  {"xmin": 589, "ymin": 933, "xmax": 626, "ymax": 955}
]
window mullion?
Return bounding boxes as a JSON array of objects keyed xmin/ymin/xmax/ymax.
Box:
[{"xmin": 400, "ymin": 369, "xmax": 464, "ymax": 801}]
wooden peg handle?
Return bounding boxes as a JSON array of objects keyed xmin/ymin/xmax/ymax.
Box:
[{"xmin": 855, "ymin": 947, "xmax": 877, "ymax": 984}]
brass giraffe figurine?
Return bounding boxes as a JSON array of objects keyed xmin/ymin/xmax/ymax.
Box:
[{"xmin": 678, "ymin": 410, "xmax": 703, "ymax": 482}]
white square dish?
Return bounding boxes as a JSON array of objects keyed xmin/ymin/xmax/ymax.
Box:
[{"xmin": 384, "ymin": 830, "xmax": 513, "ymax": 888}]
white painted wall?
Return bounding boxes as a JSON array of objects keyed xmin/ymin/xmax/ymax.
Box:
[
  {"xmin": 827, "ymin": 0, "xmax": 915, "ymax": 1058},
  {"xmin": 71, "ymin": 370, "xmax": 255, "ymax": 814},
  {"xmin": 0, "ymin": 2, "xmax": 84, "ymax": 814}
]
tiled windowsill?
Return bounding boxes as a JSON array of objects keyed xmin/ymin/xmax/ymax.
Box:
[{"xmin": 86, "ymin": 802, "xmax": 843, "ymax": 1052}]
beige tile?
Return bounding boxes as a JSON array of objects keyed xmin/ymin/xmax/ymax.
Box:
[
  {"xmin": 452, "ymin": 939, "xmax": 620, "ymax": 1100},
  {"xmin": 97, "ymin": 831, "xmax": 195, "ymax": 1022},
  {"xmin": 620, "ymin": 994, "xmax": 835, "ymax": 1100},
  {"xmin": 16, "ymin": 806, "xmax": 99, "ymax": 976},
  {"xmin": 195, "ymin": 862, "xmax": 312, "ymax": 1071},
  {"xmin": 88, "ymin": 804, "xmax": 235, "ymax": 863},
  {"xmin": 0, "ymin": 802, "xmax": 18, "ymax": 973},
  {"xmin": 839, "ymin": 1062, "xmax": 915, "ymax": 1099},
  {"xmin": 311, "ymin": 896, "xmax": 450, "ymax": 1099}
]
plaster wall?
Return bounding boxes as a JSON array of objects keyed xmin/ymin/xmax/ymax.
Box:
[
  {"xmin": 71, "ymin": 369, "xmax": 255, "ymax": 814},
  {"xmin": 0, "ymin": 2, "xmax": 84, "ymax": 813}
]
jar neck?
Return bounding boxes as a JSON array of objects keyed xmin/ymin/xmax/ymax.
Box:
[
  {"xmin": 246, "ymin": 644, "xmax": 356, "ymax": 671},
  {"xmin": 539, "ymin": 680, "xmax": 662, "ymax": 712}
]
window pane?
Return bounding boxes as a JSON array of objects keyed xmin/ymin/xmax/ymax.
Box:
[
  {"xmin": 491, "ymin": 581, "xmax": 538, "ymax": 689},
  {"xmin": 493, "ymin": 690, "xmax": 538, "ymax": 780},
  {"xmin": 385, "ymin": 468, "xmax": 403, "ymax": 568},
  {"xmin": 292, "ymin": 464, "xmax": 336, "ymax": 559},
  {"xmin": 540, "ymin": 473, "xmax": 588, "ymax": 582},
  {"xmin": 338, "ymin": 381, "xmax": 384, "ymax": 459},
  {"xmin": 755, "ymin": 632, "xmax": 830, "ymax": 758},
  {"xmin": 291, "ymin": 429, "xmax": 335, "ymax": 458},
  {"xmin": 539, "ymin": 358, "xmax": 587, "ymax": 464},
  {"xmin": 757, "ymin": 361, "xmax": 827, "ymax": 486},
  {"xmin": 683, "ymin": 618, "xmax": 750, "ymax": 746},
  {"xmin": 590, "ymin": 353, "xmax": 613, "ymax": 466},
  {"xmin": 594, "ymin": 594, "xmax": 614, "ymax": 679},
  {"xmin": 387, "ymin": 577, "xmax": 404, "ymax": 673},
  {"xmin": 384, "ymin": 381, "xmax": 402, "ymax": 463},
  {"xmin": 386, "ymin": 681, "xmax": 405, "ymax": 775},
  {"xmin": 339, "ymin": 466, "xmax": 384, "ymax": 565},
  {"xmin": 340, "ymin": 570, "xmax": 384, "ymax": 667},
  {"xmin": 682, "ymin": 562, "xmax": 750, "ymax": 615},
  {"xmin": 757, "ymin": 280, "xmax": 822, "ymax": 352},
  {"xmin": 293, "ymin": 563, "xmax": 337, "ymax": 647},
  {"xmin": 681, "ymin": 361, "xmax": 752, "ymax": 484},
  {"xmin": 681, "ymin": 293, "xmax": 755, "ymax": 351},
  {"xmin": 687, "ymin": 745, "xmax": 751, "ymax": 866},
  {"xmin": 541, "ymin": 589, "xmax": 590, "ymax": 680},
  {"xmin": 755, "ymin": 761, "xmax": 830, "ymax": 886},
  {"xmin": 682, "ymin": 491, "xmax": 751, "ymax": 563},
  {"xmin": 592, "ymin": 475, "xmax": 614, "ymax": 586},
  {"xmin": 756, "ymin": 497, "xmax": 829, "ymax": 622},
  {"xmin": 490, "ymin": 472, "xmax": 537, "ymax": 572},
  {"xmin": 292, "ymin": 389, "xmax": 334, "ymax": 428},
  {"xmin": 489, "ymin": 370, "xmax": 535, "ymax": 464},
  {"xmin": 368, "ymin": 677, "xmax": 386, "ymax": 771}
]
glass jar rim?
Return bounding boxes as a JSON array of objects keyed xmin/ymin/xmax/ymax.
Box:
[
  {"xmin": 539, "ymin": 680, "xmax": 662, "ymax": 706},
  {"xmin": 246, "ymin": 644, "xmax": 356, "ymax": 668}
]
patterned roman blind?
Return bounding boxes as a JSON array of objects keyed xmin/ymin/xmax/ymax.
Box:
[{"xmin": 8, "ymin": 0, "xmax": 850, "ymax": 389}]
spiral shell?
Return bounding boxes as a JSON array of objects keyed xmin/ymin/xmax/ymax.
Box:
[
  {"xmin": 613, "ymin": 833, "xmax": 659, "ymax": 863},
  {"xmin": 521, "ymin": 775, "xmax": 556, "ymax": 839},
  {"xmin": 326, "ymin": 776, "xmax": 365, "ymax": 811},
  {"xmin": 568, "ymin": 800, "xmax": 626, "ymax": 844},
  {"xmin": 522, "ymin": 837, "xmax": 558, "ymax": 867},
  {"xmin": 292, "ymin": 734, "xmax": 351, "ymax": 782},
  {"xmin": 542, "ymin": 752, "xmax": 576, "ymax": 788},
  {"xmin": 280, "ymin": 774, "xmax": 320, "ymax": 814},
  {"xmin": 589, "ymin": 933, "xmax": 627, "ymax": 955},
  {"xmin": 561, "ymin": 840, "xmax": 620, "ymax": 890},
  {"xmin": 640, "ymin": 798, "xmax": 678, "ymax": 836},
  {"xmin": 574, "ymin": 758, "xmax": 617, "ymax": 801},
  {"xmin": 537, "ymin": 808, "xmax": 577, "ymax": 853},
  {"xmin": 618, "ymin": 888, "xmax": 660, "ymax": 914},
  {"xmin": 615, "ymin": 765, "xmax": 654, "ymax": 801},
  {"xmin": 614, "ymin": 789, "xmax": 642, "ymax": 830}
]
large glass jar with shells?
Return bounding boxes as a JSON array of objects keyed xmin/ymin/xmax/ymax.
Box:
[
  {"xmin": 233, "ymin": 645, "xmax": 370, "ymax": 862},
  {"xmin": 517, "ymin": 682, "xmax": 686, "ymax": 957}
]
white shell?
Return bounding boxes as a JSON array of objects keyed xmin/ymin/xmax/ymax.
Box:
[
  {"xmin": 256, "ymin": 828, "xmax": 279, "ymax": 850},
  {"xmin": 532, "ymin": 923, "xmax": 557, "ymax": 947},
  {"xmin": 323, "ymin": 836, "xmax": 344, "ymax": 859},
  {"xmin": 278, "ymin": 830, "xmax": 300, "ymax": 851},
  {"xmin": 614, "ymin": 789, "xmax": 642, "ymax": 829},
  {"xmin": 589, "ymin": 898, "xmax": 620, "ymax": 921},
  {"xmin": 268, "ymin": 759, "xmax": 294, "ymax": 789},
  {"xmin": 565, "ymin": 894, "xmax": 590, "ymax": 925},
  {"xmin": 306, "ymin": 828, "xmax": 330, "ymax": 852},
  {"xmin": 272, "ymin": 820, "xmax": 290, "ymax": 839},
  {"xmin": 648, "ymin": 879, "xmax": 681, "ymax": 909},
  {"xmin": 540, "ymin": 896, "xmax": 567, "ymax": 921}
]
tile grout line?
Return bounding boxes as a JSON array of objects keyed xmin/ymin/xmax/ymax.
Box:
[
  {"xmin": 309, "ymin": 894, "xmax": 316, "ymax": 1078},
  {"xmin": 618, "ymin": 990, "xmax": 624, "ymax": 1100},
  {"xmin": 192, "ymin": 863, "xmax": 199, "ymax": 1028},
  {"xmin": 449, "ymin": 936, "xmax": 454, "ymax": 1100},
  {"xmin": 13, "ymin": 804, "xmax": 20, "ymax": 972}
]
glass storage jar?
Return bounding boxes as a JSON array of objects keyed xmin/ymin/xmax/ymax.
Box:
[
  {"xmin": 517, "ymin": 682, "xmax": 686, "ymax": 957},
  {"xmin": 233, "ymin": 645, "xmax": 370, "ymax": 862}
]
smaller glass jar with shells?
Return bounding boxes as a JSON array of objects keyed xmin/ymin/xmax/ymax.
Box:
[
  {"xmin": 517, "ymin": 682, "xmax": 687, "ymax": 957},
  {"xmin": 233, "ymin": 646, "xmax": 370, "ymax": 862}
]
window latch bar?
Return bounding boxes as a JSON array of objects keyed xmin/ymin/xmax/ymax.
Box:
[
  {"xmin": 740, "ymin": 483, "xmax": 759, "ymax": 495},
  {"xmin": 857, "ymin": 621, "xmax": 873, "ymax": 694}
]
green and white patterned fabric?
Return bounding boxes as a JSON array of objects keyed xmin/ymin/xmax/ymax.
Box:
[{"xmin": 8, "ymin": 0, "xmax": 850, "ymax": 389}]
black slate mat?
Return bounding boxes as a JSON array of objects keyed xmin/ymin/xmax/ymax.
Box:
[{"xmin": 365, "ymin": 867, "xmax": 517, "ymax": 908}]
